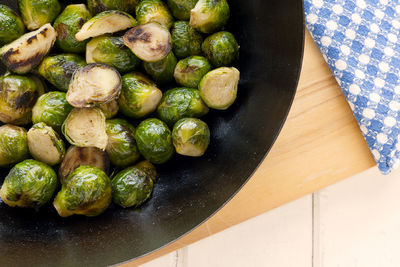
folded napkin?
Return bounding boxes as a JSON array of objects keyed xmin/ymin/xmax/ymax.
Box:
[{"xmin": 305, "ymin": 0, "xmax": 400, "ymax": 174}]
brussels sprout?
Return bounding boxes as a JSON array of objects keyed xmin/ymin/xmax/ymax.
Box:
[
  {"xmin": 67, "ymin": 63, "xmax": 122, "ymax": 108},
  {"xmin": 123, "ymin": 22, "xmax": 172, "ymax": 62},
  {"xmin": 167, "ymin": 0, "xmax": 198, "ymax": 21},
  {"xmin": 53, "ymin": 4, "xmax": 92, "ymax": 53},
  {"xmin": 0, "ymin": 74, "xmax": 42, "ymax": 125},
  {"xmin": 38, "ymin": 54, "xmax": 86, "ymax": 92},
  {"xmin": 53, "ymin": 166, "xmax": 112, "ymax": 217},
  {"xmin": 18, "ymin": 0, "xmax": 61, "ymax": 30},
  {"xmin": 0, "ymin": 159, "xmax": 57, "ymax": 208},
  {"xmin": 135, "ymin": 160, "xmax": 157, "ymax": 181},
  {"xmin": 157, "ymin": 87, "xmax": 208, "ymax": 126},
  {"xmin": 172, "ymin": 118, "xmax": 210, "ymax": 157},
  {"xmin": 106, "ymin": 119, "xmax": 140, "ymax": 167},
  {"xmin": 118, "ymin": 72, "xmax": 162, "ymax": 118},
  {"xmin": 143, "ymin": 51, "xmax": 177, "ymax": 85},
  {"xmin": 0, "ymin": 5, "xmax": 25, "ymax": 46},
  {"xmin": 59, "ymin": 146, "xmax": 110, "ymax": 184},
  {"xmin": 202, "ymin": 31, "xmax": 239, "ymax": 67},
  {"xmin": 190, "ymin": 0, "xmax": 229, "ymax": 34},
  {"xmin": 0, "ymin": 125, "xmax": 28, "ymax": 167},
  {"xmin": 199, "ymin": 67, "xmax": 240, "ymax": 110},
  {"xmin": 0, "ymin": 24, "xmax": 57, "ymax": 74},
  {"xmin": 62, "ymin": 108, "xmax": 108, "ymax": 150},
  {"xmin": 171, "ymin": 21, "xmax": 203, "ymax": 59},
  {"xmin": 136, "ymin": 0, "xmax": 174, "ymax": 29},
  {"xmin": 75, "ymin": 10, "xmax": 137, "ymax": 41},
  {"xmin": 88, "ymin": 0, "xmax": 138, "ymax": 15},
  {"xmin": 99, "ymin": 100, "xmax": 119, "ymax": 119},
  {"xmin": 86, "ymin": 36, "xmax": 141, "ymax": 73},
  {"xmin": 174, "ymin": 56, "xmax": 212, "ymax": 88},
  {"xmin": 135, "ymin": 118, "xmax": 174, "ymax": 164}
]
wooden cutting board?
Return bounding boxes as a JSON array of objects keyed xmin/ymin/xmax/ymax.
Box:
[{"xmin": 124, "ymin": 31, "xmax": 377, "ymax": 266}]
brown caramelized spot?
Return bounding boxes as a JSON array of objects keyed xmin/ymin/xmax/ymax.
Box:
[
  {"xmin": 126, "ymin": 28, "xmax": 152, "ymax": 43},
  {"xmin": 56, "ymin": 23, "xmax": 68, "ymax": 40}
]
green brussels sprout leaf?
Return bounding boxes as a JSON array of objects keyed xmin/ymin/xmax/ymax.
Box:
[
  {"xmin": 136, "ymin": 0, "xmax": 174, "ymax": 29},
  {"xmin": 202, "ymin": 31, "xmax": 239, "ymax": 67},
  {"xmin": 18, "ymin": 0, "xmax": 61, "ymax": 30},
  {"xmin": 143, "ymin": 51, "xmax": 177, "ymax": 85},
  {"xmin": 190, "ymin": 0, "xmax": 230, "ymax": 33},
  {"xmin": 0, "ymin": 4, "xmax": 25, "ymax": 46},
  {"xmin": 171, "ymin": 21, "xmax": 203, "ymax": 58},
  {"xmin": 0, "ymin": 124, "xmax": 28, "ymax": 167},
  {"xmin": 174, "ymin": 56, "xmax": 212, "ymax": 88}
]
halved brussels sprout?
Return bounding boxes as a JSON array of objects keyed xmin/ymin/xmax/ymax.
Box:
[
  {"xmin": 118, "ymin": 72, "xmax": 162, "ymax": 118},
  {"xmin": 143, "ymin": 51, "xmax": 177, "ymax": 85},
  {"xmin": 171, "ymin": 21, "xmax": 203, "ymax": 59},
  {"xmin": 62, "ymin": 108, "xmax": 108, "ymax": 150},
  {"xmin": 190, "ymin": 0, "xmax": 229, "ymax": 34},
  {"xmin": 136, "ymin": 0, "xmax": 174, "ymax": 29},
  {"xmin": 0, "ymin": 5, "xmax": 25, "ymax": 46},
  {"xmin": 106, "ymin": 119, "xmax": 140, "ymax": 167},
  {"xmin": 53, "ymin": 4, "xmax": 92, "ymax": 53},
  {"xmin": 99, "ymin": 100, "xmax": 119, "ymax": 119},
  {"xmin": 157, "ymin": 87, "xmax": 209, "ymax": 126},
  {"xmin": 0, "ymin": 24, "xmax": 57, "ymax": 74},
  {"xmin": 123, "ymin": 22, "xmax": 172, "ymax": 62},
  {"xmin": 135, "ymin": 118, "xmax": 174, "ymax": 164},
  {"xmin": 199, "ymin": 67, "xmax": 240, "ymax": 110},
  {"xmin": 53, "ymin": 165, "xmax": 112, "ymax": 217},
  {"xmin": 167, "ymin": 0, "xmax": 198, "ymax": 21},
  {"xmin": 88, "ymin": 0, "xmax": 138, "ymax": 15},
  {"xmin": 0, "ymin": 124, "xmax": 28, "ymax": 167},
  {"xmin": 75, "ymin": 10, "xmax": 137, "ymax": 41},
  {"xmin": 38, "ymin": 54, "xmax": 86, "ymax": 92},
  {"xmin": 0, "ymin": 159, "xmax": 57, "ymax": 208},
  {"xmin": 59, "ymin": 146, "xmax": 110, "ymax": 184},
  {"xmin": 86, "ymin": 35, "xmax": 141, "ymax": 73},
  {"xmin": 174, "ymin": 56, "xmax": 212, "ymax": 88},
  {"xmin": 67, "ymin": 63, "xmax": 122, "ymax": 108},
  {"xmin": 18, "ymin": 0, "xmax": 61, "ymax": 30},
  {"xmin": 172, "ymin": 118, "xmax": 210, "ymax": 157},
  {"xmin": 202, "ymin": 31, "xmax": 239, "ymax": 67}
]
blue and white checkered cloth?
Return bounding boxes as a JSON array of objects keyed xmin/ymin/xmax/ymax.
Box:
[{"xmin": 305, "ymin": 0, "xmax": 400, "ymax": 174}]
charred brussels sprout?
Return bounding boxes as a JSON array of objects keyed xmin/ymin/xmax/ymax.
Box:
[
  {"xmin": 167, "ymin": 0, "xmax": 198, "ymax": 21},
  {"xmin": 190, "ymin": 0, "xmax": 229, "ymax": 34},
  {"xmin": 136, "ymin": 0, "xmax": 174, "ymax": 29},
  {"xmin": 53, "ymin": 4, "xmax": 92, "ymax": 53},
  {"xmin": 157, "ymin": 88, "xmax": 208, "ymax": 126},
  {"xmin": 0, "ymin": 159, "xmax": 57, "ymax": 208},
  {"xmin": 99, "ymin": 100, "xmax": 119, "ymax": 119},
  {"xmin": 88, "ymin": 0, "xmax": 138, "ymax": 15},
  {"xmin": 136, "ymin": 118, "xmax": 174, "ymax": 164},
  {"xmin": 172, "ymin": 118, "xmax": 210, "ymax": 157},
  {"xmin": 53, "ymin": 166, "xmax": 112, "ymax": 217},
  {"xmin": 118, "ymin": 72, "xmax": 162, "ymax": 118},
  {"xmin": 174, "ymin": 56, "xmax": 212, "ymax": 88},
  {"xmin": 18, "ymin": 0, "xmax": 61, "ymax": 30},
  {"xmin": 202, "ymin": 31, "xmax": 239, "ymax": 67},
  {"xmin": 106, "ymin": 119, "xmax": 140, "ymax": 167},
  {"xmin": 0, "ymin": 5, "xmax": 25, "ymax": 46},
  {"xmin": 38, "ymin": 54, "xmax": 86, "ymax": 92},
  {"xmin": 0, "ymin": 125, "xmax": 28, "ymax": 167},
  {"xmin": 171, "ymin": 21, "xmax": 203, "ymax": 59},
  {"xmin": 143, "ymin": 52, "xmax": 177, "ymax": 85},
  {"xmin": 86, "ymin": 36, "xmax": 141, "ymax": 73}
]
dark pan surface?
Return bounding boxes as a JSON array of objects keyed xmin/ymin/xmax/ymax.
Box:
[{"xmin": 0, "ymin": 0, "xmax": 304, "ymax": 266}]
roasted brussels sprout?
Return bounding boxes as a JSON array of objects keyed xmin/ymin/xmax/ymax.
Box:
[
  {"xmin": 99, "ymin": 100, "xmax": 119, "ymax": 119},
  {"xmin": 135, "ymin": 118, "xmax": 174, "ymax": 164},
  {"xmin": 174, "ymin": 56, "xmax": 212, "ymax": 88},
  {"xmin": 143, "ymin": 51, "xmax": 177, "ymax": 85},
  {"xmin": 38, "ymin": 54, "xmax": 86, "ymax": 92},
  {"xmin": 62, "ymin": 108, "xmax": 108, "ymax": 150},
  {"xmin": 190, "ymin": 0, "xmax": 229, "ymax": 34},
  {"xmin": 135, "ymin": 160, "xmax": 157, "ymax": 181},
  {"xmin": 171, "ymin": 21, "xmax": 203, "ymax": 59},
  {"xmin": 0, "ymin": 5, "xmax": 25, "ymax": 46},
  {"xmin": 0, "ymin": 159, "xmax": 57, "ymax": 208},
  {"xmin": 86, "ymin": 35, "xmax": 141, "ymax": 73},
  {"xmin": 199, "ymin": 67, "xmax": 240, "ymax": 110},
  {"xmin": 123, "ymin": 22, "xmax": 172, "ymax": 62},
  {"xmin": 106, "ymin": 119, "xmax": 140, "ymax": 167},
  {"xmin": 18, "ymin": 0, "xmax": 61, "ymax": 30},
  {"xmin": 59, "ymin": 146, "xmax": 110, "ymax": 184},
  {"xmin": 202, "ymin": 31, "xmax": 239, "ymax": 67},
  {"xmin": 53, "ymin": 166, "xmax": 112, "ymax": 217},
  {"xmin": 88, "ymin": 0, "xmax": 138, "ymax": 15},
  {"xmin": 118, "ymin": 72, "xmax": 162, "ymax": 118},
  {"xmin": 0, "ymin": 24, "xmax": 57, "ymax": 74},
  {"xmin": 75, "ymin": 10, "xmax": 137, "ymax": 41},
  {"xmin": 0, "ymin": 125, "xmax": 28, "ymax": 167},
  {"xmin": 172, "ymin": 118, "xmax": 210, "ymax": 157},
  {"xmin": 167, "ymin": 0, "xmax": 198, "ymax": 21},
  {"xmin": 136, "ymin": 0, "xmax": 174, "ymax": 29},
  {"xmin": 157, "ymin": 87, "xmax": 209, "ymax": 126},
  {"xmin": 67, "ymin": 63, "xmax": 122, "ymax": 108},
  {"xmin": 53, "ymin": 4, "xmax": 92, "ymax": 53}
]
